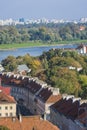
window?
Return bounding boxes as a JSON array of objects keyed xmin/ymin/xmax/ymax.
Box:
[
  {"xmin": 10, "ymin": 106, "xmax": 13, "ymax": 110},
  {"xmin": 0, "ymin": 113, "xmax": 1, "ymax": 116},
  {"xmin": 5, "ymin": 113, "xmax": 8, "ymax": 117},
  {"xmin": 5, "ymin": 106, "xmax": 8, "ymax": 110},
  {"xmin": 10, "ymin": 113, "xmax": 13, "ymax": 117},
  {"xmin": 0, "ymin": 107, "xmax": 1, "ymax": 110}
]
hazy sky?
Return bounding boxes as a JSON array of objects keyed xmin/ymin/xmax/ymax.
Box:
[{"xmin": 0, "ymin": 0, "xmax": 87, "ymax": 20}]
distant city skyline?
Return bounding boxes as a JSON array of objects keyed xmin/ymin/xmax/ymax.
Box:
[{"xmin": 0, "ymin": 0, "xmax": 87, "ymax": 20}]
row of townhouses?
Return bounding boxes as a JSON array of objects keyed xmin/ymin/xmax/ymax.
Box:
[
  {"xmin": 0, "ymin": 72, "xmax": 87, "ymax": 130},
  {"xmin": 0, "ymin": 74, "xmax": 60, "ymax": 130},
  {"xmin": 0, "ymin": 72, "xmax": 61, "ymax": 120}
]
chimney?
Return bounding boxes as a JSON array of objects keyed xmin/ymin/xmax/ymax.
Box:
[
  {"xmin": 43, "ymin": 112, "xmax": 46, "ymax": 120},
  {"xmin": 12, "ymin": 117, "xmax": 16, "ymax": 122},
  {"xmin": 19, "ymin": 114, "xmax": 22, "ymax": 123},
  {"xmin": 72, "ymin": 97, "xmax": 81, "ymax": 103},
  {"xmin": 52, "ymin": 88, "xmax": 60, "ymax": 95}
]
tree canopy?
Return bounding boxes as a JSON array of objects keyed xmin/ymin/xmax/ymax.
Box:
[
  {"xmin": 2, "ymin": 48, "xmax": 87, "ymax": 99},
  {"xmin": 0, "ymin": 23, "xmax": 87, "ymax": 44}
]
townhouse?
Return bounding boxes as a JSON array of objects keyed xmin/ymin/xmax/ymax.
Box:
[
  {"xmin": 50, "ymin": 95, "xmax": 87, "ymax": 130},
  {"xmin": 34, "ymin": 87, "xmax": 61, "ymax": 120},
  {"xmin": 1, "ymin": 72, "xmax": 87, "ymax": 130},
  {"xmin": 0, "ymin": 72, "xmax": 61, "ymax": 119},
  {"xmin": 0, "ymin": 90, "xmax": 16, "ymax": 117}
]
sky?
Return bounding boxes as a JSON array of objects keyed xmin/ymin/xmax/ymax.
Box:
[{"xmin": 0, "ymin": 0, "xmax": 87, "ymax": 20}]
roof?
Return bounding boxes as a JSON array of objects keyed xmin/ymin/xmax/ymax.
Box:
[
  {"xmin": 0, "ymin": 116, "xmax": 60, "ymax": 130},
  {"xmin": 37, "ymin": 88, "xmax": 52, "ymax": 102},
  {"xmin": 0, "ymin": 86, "xmax": 11, "ymax": 95},
  {"xmin": 51, "ymin": 98, "xmax": 80, "ymax": 120},
  {"xmin": 46, "ymin": 94, "xmax": 62, "ymax": 103},
  {"xmin": 76, "ymin": 44, "xmax": 87, "ymax": 50},
  {"xmin": 0, "ymin": 91, "xmax": 16, "ymax": 104},
  {"xmin": 77, "ymin": 103, "xmax": 87, "ymax": 126},
  {"xmin": 36, "ymin": 87, "xmax": 61, "ymax": 103},
  {"xmin": 17, "ymin": 64, "xmax": 30, "ymax": 72},
  {"xmin": 27, "ymin": 81, "xmax": 42, "ymax": 94}
]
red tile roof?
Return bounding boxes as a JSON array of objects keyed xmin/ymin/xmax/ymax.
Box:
[
  {"xmin": 0, "ymin": 86, "xmax": 11, "ymax": 95},
  {"xmin": 0, "ymin": 116, "xmax": 60, "ymax": 130},
  {"xmin": 0, "ymin": 91, "xmax": 16, "ymax": 104},
  {"xmin": 0, "ymin": 74, "xmax": 42, "ymax": 93}
]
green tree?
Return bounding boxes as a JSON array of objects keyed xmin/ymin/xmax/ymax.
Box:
[
  {"xmin": 0, "ymin": 126, "xmax": 10, "ymax": 130},
  {"xmin": 79, "ymin": 75, "xmax": 87, "ymax": 99}
]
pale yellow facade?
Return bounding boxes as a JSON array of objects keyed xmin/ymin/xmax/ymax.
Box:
[{"xmin": 0, "ymin": 103, "xmax": 16, "ymax": 117}]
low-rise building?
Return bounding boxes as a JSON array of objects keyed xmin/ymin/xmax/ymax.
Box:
[
  {"xmin": 0, "ymin": 90, "xmax": 16, "ymax": 117},
  {"xmin": 50, "ymin": 95, "xmax": 87, "ymax": 130},
  {"xmin": 35, "ymin": 87, "xmax": 61, "ymax": 120},
  {"xmin": 0, "ymin": 73, "xmax": 61, "ymax": 120},
  {"xmin": 76, "ymin": 44, "xmax": 87, "ymax": 54}
]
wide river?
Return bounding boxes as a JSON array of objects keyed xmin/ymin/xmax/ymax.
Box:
[{"xmin": 0, "ymin": 44, "xmax": 78, "ymax": 62}]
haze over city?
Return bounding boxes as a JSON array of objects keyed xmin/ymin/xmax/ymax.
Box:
[{"xmin": 0, "ymin": 0, "xmax": 87, "ymax": 20}]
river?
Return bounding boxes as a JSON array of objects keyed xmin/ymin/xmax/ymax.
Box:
[{"xmin": 0, "ymin": 44, "xmax": 78, "ymax": 62}]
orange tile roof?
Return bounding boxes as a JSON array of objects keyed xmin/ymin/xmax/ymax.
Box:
[
  {"xmin": 0, "ymin": 91, "xmax": 16, "ymax": 104},
  {"xmin": 0, "ymin": 116, "xmax": 60, "ymax": 130},
  {"xmin": 46, "ymin": 95, "xmax": 62, "ymax": 103},
  {"xmin": 0, "ymin": 86, "xmax": 11, "ymax": 95}
]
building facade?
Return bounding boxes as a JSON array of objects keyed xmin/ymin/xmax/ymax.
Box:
[{"xmin": 0, "ymin": 90, "xmax": 16, "ymax": 117}]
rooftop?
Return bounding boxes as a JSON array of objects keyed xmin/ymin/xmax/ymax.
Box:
[
  {"xmin": 0, "ymin": 116, "xmax": 60, "ymax": 130},
  {"xmin": 0, "ymin": 90, "xmax": 16, "ymax": 104},
  {"xmin": 0, "ymin": 86, "xmax": 11, "ymax": 95},
  {"xmin": 51, "ymin": 97, "xmax": 80, "ymax": 120}
]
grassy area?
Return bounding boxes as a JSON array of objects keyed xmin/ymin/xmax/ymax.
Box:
[{"xmin": 0, "ymin": 40, "xmax": 87, "ymax": 50}]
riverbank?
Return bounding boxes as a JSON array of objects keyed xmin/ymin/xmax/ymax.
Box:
[{"xmin": 0, "ymin": 40, "xmax": 87, "ymax": 50}]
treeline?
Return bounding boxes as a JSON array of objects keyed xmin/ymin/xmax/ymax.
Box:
[
  {"xmin": 0, "ymin": 23, "xmax": 87, "ymax": 44},
  {"xmin": 1, "ymin": 49, "xmax": 87, "ymax": 99}
]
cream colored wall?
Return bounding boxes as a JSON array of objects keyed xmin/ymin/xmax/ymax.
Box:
[{"xmin": 0, "ymin": 103, "xmax": 16, "ymax": 117}]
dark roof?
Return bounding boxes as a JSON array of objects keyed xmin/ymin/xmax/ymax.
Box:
[
  {"xmin": 37, "ymin": 87, "xmax": 52, "ymax": 102},
  {"xmin": 0, "ymin": 74, "xmax": 14, "ymax": 85},
  {"xmin": 27, "ymin": 81, "xmax": 42, "ymax": 94},
  {"xmin": 51, "ymin": 98, "xmax": 80, "ymax": 120},
  {"xmin": 77, "ymin": 103, "xmax": 87, "ymax": 126},
  {"xmin": 76, "ymin": 44, "xmax": 84, "ymax": 49},
  {"xmin": 76, "ymin": 44, "xmax": 87, "ymax": 50}
]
